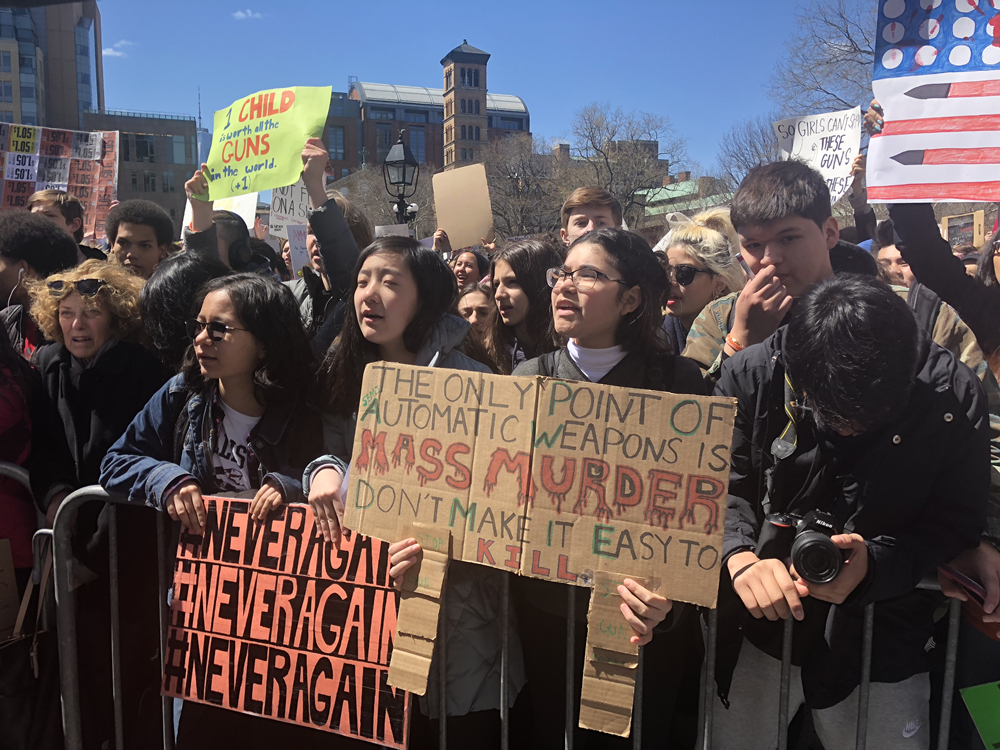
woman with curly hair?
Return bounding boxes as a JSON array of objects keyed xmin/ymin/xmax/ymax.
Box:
[{"xmin": 27, "ymin": 258, "xmax": 172, "ymax": 749}]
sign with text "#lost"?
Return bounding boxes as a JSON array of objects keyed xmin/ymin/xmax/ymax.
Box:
[
  {"xmin": 344, "ymin": 364, "xmax": 736, "ymax": 608},
  {"xmin": 163, "ymin": 497, "xmax": 410, "ymax": 747},
  {"xmin": 200, "ymin": 86, "xmax": 331, "ymax": 201}
]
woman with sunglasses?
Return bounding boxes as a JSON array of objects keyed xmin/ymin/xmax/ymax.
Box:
[
  {"xmin": 306, "ymin": 236, "xmax": 526, "ymax": 748},
  {"xmin": 27, "ymin": 258, "xmax": 172, "ymax": 749},
  {"xmin": 657, "ymin": 209, "xmax": 747, "ymax": 353},
  {"xmin": 100, "ymin": 273, "xmax": 326, "ymax": 748},
  {"xmin": 484, "ymin": 236, "xmax": 565, "ymax": 374},
  {"xmin": 512, "ymin": 228, "xmax": 709, "ymax": 747}
]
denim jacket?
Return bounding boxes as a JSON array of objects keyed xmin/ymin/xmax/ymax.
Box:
[{"xmin": 100, "ymin": 373, "xmax": 323, "ymax": 510}]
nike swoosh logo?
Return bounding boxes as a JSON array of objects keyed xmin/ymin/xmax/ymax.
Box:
[{"xmin": 902, "ymin": 720, "xmax": 921, "ymax": 739}]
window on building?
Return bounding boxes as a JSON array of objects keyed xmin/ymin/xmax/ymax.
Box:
[
  {"xmin": 130, "ymin": 170, "xmax": 139, "ymax": 191},
  {"xmin": 0, "ymin": 110, "xmax": 11, "ymax": 123},
  {"xmin": 132, "ymin": 134, "xmax": 155, "ymax": 163},
  {"xmin": 409, "ymin": 126, "xmax": 425, "ymax": 164},
  {"xmin": 500, "ymin": 118, "xmax": 523, "ymax": 131},
  {"xmin": 20, "ymin": 85, "xmax": 33, "ymax": 100},
  {"xmin": 446, "ymin": 71, "xmax": 452, "ymax": 89},
  {"xmin": 476, "ymin": 100, "xmax": 481, "ymax": 115},
  {"xmin": 143, "ymin": 171, "xmax": 156, "ymax": 192},
  {"xmin": 328, "ymin": 125, "xmax": 345, "ymax": 160},
  {"xmin": 1, "ymin": 51, "xmax": 9, "ymax": 73},
  {"xmin": 460, "ymin": 99, "xmax": 466, "ymax": 114},
  {"xmin": 475, "ymin": 126, "xmax": 480, "ymax": 141},
  {"xmin": 461, "ymin": 125, "xmax": 466, "ymax": 140},
  {"xmin": 17, "ymin": 55, "xmax": 31, "ymax": 71},
  {"xmin": 375, "ymin": 122, "xmax": 393, "ymax": 163},
  {"xmin": 2, "ymin": 82, "xmax": 10, "ymax": 103},
  {"xmin": 370, "ymin": 108, "xmax": 393, "ymax": 120},
  {"xmin": 341, "ymin": 168, "xmax": 349, "ymax": 179},
  {"xmin": 474, "ymin": 70, "xmax": 480, "ymax": 88},
  {"xmin": 162, "ymin": 171, "xmax": 175, "ymax": 193},
  {"xmin": 168, "ymin": 135, "xmax": 187, "ymax": 165},
  {"xmin": 404, "ymin": 110, "xmax": 427, "ymax": 124},
  {"xmin": 461, "ymin": 148, "xmax": 466, "ymax": 160},
  {"xmin": 461, "ymin": 68, "xmax": 466, "ymax": 86}
]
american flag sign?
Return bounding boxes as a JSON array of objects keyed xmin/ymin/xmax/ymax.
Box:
[{"xmin": 868, "ymin": 0, "xmax": 1000, "ymax": 202}]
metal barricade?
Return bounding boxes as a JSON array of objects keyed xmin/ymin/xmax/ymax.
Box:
[{"xmin": 41, "ymin": 480, "xmax": 966, "ymax": 750}]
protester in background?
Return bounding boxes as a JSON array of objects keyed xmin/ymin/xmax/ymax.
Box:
[
  {"xmin": 106, "ymin": 199, "xmax": 175, "ymax": 279},
  {"xmin": 954, "ymin": 243, "xmax": 977, "ymax": 259},
  {"xmin": 559, "ymin": 186, "xmax": 622, "ymax": 246},
  {"xmin": 279, "ymin": 237, "xmax": 292, "ymax": 276},
  {"xmin": 452, "ymin": 247, "xmax": 488, "ymax": 287},
  {"xmin": 140, "ymin": 252, "xmax": 231, "ymax": 371},
  {"xmin": 99, "ymin": 272, "xmax": 324, "ymax": 749},
  {"xmin": 513, "ymin": 228, "xmax": 706, "ymax": 748},
  {"xmin": 455, "ymin": 281, "xmax": 492, "ymax": 337},
  {"xmin": 304, "ymin": 236, "xmax": 523, "ymax": 749},
  {"xmin": 872, "ymin": 220, "xmax": 915, "ymax": 288},
  {"xmin": 657, "ymin": 209, "xmax": 747, "ymax": 352},
  {"xmin": 28, "ymin": 258, "xmax": 171, "ymax": 749},
  {"xmin": 714, "ymin": 274, "xmax": 987, "ymax": 750},
  {"xmin": 0, "ymin": 211, "xmax": 79, "ymax": 357},
  {"xmin": 484, "ymin": 236, "xmax": 564, "ymax": 374},
  {"xmin": 28, "ymin": 188, "xmax": 105, "ymax": 263},
  {"xmin": 249, "ymin": 237, "xmax": 289, "ymax": 281}
]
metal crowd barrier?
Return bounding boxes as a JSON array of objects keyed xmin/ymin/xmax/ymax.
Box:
[{"xmin": 42, "ymin": 484, "xmax": 964, "ymax": 750}]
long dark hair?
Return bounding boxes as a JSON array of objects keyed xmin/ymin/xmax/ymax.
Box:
[
  {"xmin": 141, "ymin": 252, "xmax": 232, "ymax": 371},
  {"xmin": 568, "ymin": 228, "xmax": 670, "ymax": 353},
  {"xmin": 976, "ymin": 229, "xmax": 999, "ymax": 288},
  {"xmin": 181, "ymin": 273, "xmax": 314, "ymax": 404},
  {"xmin": 320, "ymin": 236, "xmax": 459, "ymax": 416},
  {"xmin": 484, "ymin": 236, "xmax": 565, "ymax": 374}
]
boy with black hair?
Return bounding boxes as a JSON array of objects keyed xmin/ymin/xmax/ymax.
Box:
[
  {"xmin": 0, "ymin": 211, "xmax": 78, "ymax": 355},
  {"xmin": 713, "ymin": 274, "xmax": 988, "ymax": 749},
  {"xmin": 106, "ymin": 199, "xmax": 175, "ymax": 279}
]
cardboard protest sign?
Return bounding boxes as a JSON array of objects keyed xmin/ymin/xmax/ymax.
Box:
[
  {"xmin": 960, "ymin": 681, "xmax": 1000, "ymax": 748},
  {"xmin": 773, "ymin": 108, "xmax": 862, "ymax": 205},
  {"xmin": 287, "ymin": 224, "xmax": 310, "ymax": 278},
  {"xmin": 201, "ymin": 86, "xmax": 331, "ymax": 201},
  {"xmin": 432, "ymin": 164, "xmax": 494, "ymax": 252},
  {"xmin": 269, "ymin": 177, "xmax": 309, "ymax": 239},
  {"xmin": 344, "ymin": 364, "xmax": 736, "ymax": 609},
  {"xmin": 163, "ymin": 497, "xmax": 410, "ymax": 747},
  {"xmin": 869, "ymin": 1, "xmax": 1000, "ymax": 202},
  {"xmin": 0, "ymin": 125, "xmax": 118, "ymax": 236},
  {"xmin": 942, "ymin": 211, "xmax": 985, "ymax": 249},
  {"xmin": 182, "ymin": 192, "xmax": 258, "ymax": 240}
]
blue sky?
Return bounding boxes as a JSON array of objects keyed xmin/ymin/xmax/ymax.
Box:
[{"xmin": 98, "ymin": 0, "xmax": 803, "ymax": 171}]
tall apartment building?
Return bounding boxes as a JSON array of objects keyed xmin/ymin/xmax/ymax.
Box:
[{"xmin": 0, "ymin": 3, "xmax": 103, "ymax": 128}]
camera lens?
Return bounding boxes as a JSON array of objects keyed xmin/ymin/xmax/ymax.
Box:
[{"xmin": 791, "ymin": 532, "xmax": 842, "ymax": 584}]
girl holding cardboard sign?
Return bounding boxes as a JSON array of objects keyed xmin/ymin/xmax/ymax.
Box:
[
  {"xmin": 512, "ymin": 227, "xmax": 709, "ymax": 747},
  {"xmin": 307, "ymin": 235, "xmax": 528, "ymax": 747}
]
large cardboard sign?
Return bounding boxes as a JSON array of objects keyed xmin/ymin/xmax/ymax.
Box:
[
  {"xmin": 201, "ymin": 86, "xmax": 331, "ymax": 201},
  {"xmin": 942, "ymin": 210, "xmax": 985, "ymax": 249},
  {"xmin": 432, "ymin": 164, "xmax": 494, "ymax": 251},
  {"xmin": 0, "ymin": 125, "xmax": 118, "ymax": 236},
  {"xmin": 344, "ymin": 364, "xmax": 736, "ymax": 608},
  {"xmin": 868, "ymin": 1, "xmax": 1000, "ymax": 202},
  {"xmin": 163, "ymin": 497, "xmax": 410, "ymax": 748},
  {"xmin": 773, "ymin": 108, "xmax": 862, "ymax": 205}
]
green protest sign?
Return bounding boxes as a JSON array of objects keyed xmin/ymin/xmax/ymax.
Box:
[
  {"xmin": 199, "ymin": 85, "xmax": 331, "ymax": 201},
  {"xmin": 960, "ymin": 680, "xmax": 1000, "ymax": 748}
]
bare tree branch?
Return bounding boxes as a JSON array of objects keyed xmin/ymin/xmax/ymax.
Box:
[{"xmin": 714, "ymin": 110, "xmax": 785, "ymax": 191}]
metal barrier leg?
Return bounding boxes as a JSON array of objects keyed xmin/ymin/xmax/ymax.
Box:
[
  {"xmin": 565, "ymin": 586, "xmax": 575, "ymax": 750},
  {"xmin": 500, "ymin": 574, "xmax": 510, "ymax": 750},
  {"xmin": 936, "ymin": 597, "xmax": 961, "ymax": 750},
  {"xmin": 109, "ymin": 505, "xmax": 125, "ymax": 750},
  {"xmin": 155, "ymin": 513, "xmax": 175, "ymax": 750},
  {"xmin": 438, "ymin": 584, "xmax": 447, "ymax": 750},
  {"xmin": 700, "ymin": 608, "xmax": 717, "ymax": 750},
  {"xmin": 855, "ymin": 603, "xmax": 875, "ymax": 750},
  {"xmin": 777, "ymin": 617, "xmax": 794, "ymax": 750},
  {"xmin": 632, "ymin": 647, "xmax": 644, "ymax": 749}
]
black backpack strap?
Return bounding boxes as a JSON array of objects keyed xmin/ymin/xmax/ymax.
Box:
[{"xmin": 907, "ymin": 281, "xmax": 942, "ymax": 338}]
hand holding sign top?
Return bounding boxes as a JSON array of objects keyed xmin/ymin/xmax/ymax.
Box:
[
  {"xmin": 617, "ymin": 579, "xmax": 672, "ymax": 646},
  {"xmin": 388, "ymin": 538, "xmax": 423, "ymax": 592},
  {"xmin": 249, "ymin": 478, "xmax": 283, "ymax": 522},
  {"xmin": 301, "ymin": 137, "xmax": 330, "ymax": 210},
  {"xmin": 185, "ymin": 162, "xmax": 214, "ymax": 232},
  {"xmin": 307, "ymin": 466, "xmax": 346, "ymax": 545},
  {"xmin": 939, "ymin": 542, "xmax": 1000, "ymax": 626},
  {"xmin": 166, "ymin": 479, "xmax": 206, "ymax": 535}
]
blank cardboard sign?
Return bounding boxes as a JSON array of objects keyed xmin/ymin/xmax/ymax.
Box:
[{"xmin": 432, "ymin": 164, "xmax": 494, "ymax": 251}]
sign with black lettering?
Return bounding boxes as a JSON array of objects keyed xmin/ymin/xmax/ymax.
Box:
[{"xmin": 163, "ymin": 497, "xmax": 410, "ymax": 747}]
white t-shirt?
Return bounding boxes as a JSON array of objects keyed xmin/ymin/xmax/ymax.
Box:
[
  {"xmin": 212, "ymin": 401, "xmax": 262, "ymax": 492},
  {"xmin": 566, "ymin": 340, "xmax": 627, "ymax": 382}
]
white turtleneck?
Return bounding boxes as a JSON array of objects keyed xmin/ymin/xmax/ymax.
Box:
[{"xmin": 566, "ymin": 340, "xmax": 626, "ymax": 382}]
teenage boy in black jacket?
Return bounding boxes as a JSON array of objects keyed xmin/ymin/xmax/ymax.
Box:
[{"xmin": 712, "ymin": 275, "xmax": 988, "ymax": 749}]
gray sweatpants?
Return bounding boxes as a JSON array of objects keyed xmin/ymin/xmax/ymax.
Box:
[{"xmin": 711, "ymin": 640, "xmax": 930, "ymax": 750}]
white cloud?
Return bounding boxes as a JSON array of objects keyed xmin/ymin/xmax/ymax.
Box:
[
  {"xmin": 232, "ymin": 9, "xmax": 264, "ymax": 19},
  {"xmin": 103, "ymin": 39, "xmax": 134, "ymax": 58}
]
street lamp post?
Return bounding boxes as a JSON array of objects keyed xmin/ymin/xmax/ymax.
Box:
[{"xmin": 382, "ymin": 131, "xmax": 420, "ymax": 226}]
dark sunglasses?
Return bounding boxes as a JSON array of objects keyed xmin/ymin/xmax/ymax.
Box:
[
  {"xmin": 47, "ymin": 278, "xmax": 107, "ymax": 297},
  {"xmin": 670, "ymin": 264, "xmax": 714, "ymax": 286},
  {"xmin": 185, "ymin": 319, "xmax": 250, "ymax": 342}
]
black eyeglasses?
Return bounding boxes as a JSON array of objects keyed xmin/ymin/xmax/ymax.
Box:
[
  {"xmin": 546, "ymin": 266, "xmax": 629, "ymax": 291},
  {"xmin": 47, "ymin": 278, "xmax": 107, "ymax": 297},
  {"xmin": 669, "ymin": 264, "xmax": 715, "ymax": 286},
  {"xmin": 185, "ymin": 319, "xmax": 250, "ymax": 342}
]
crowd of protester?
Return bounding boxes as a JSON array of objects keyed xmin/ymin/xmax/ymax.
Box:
[{"xmin": 1, "ymin": 125, "xmax": 998, "ymax": 750}]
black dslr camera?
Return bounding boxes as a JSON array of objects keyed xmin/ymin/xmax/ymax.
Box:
[{"xmin": 756, "ymin": 510, "xmax": 844, "ymax": 585}]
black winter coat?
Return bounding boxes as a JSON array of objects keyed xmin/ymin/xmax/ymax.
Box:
[{"xmin": 714, "ymin": 327, "xmax": 989, "ymax": 708}]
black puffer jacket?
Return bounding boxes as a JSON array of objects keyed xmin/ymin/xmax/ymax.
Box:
[{"xmin": 714, "ymin": 327, "xmax": 989, "ymax": 708}]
